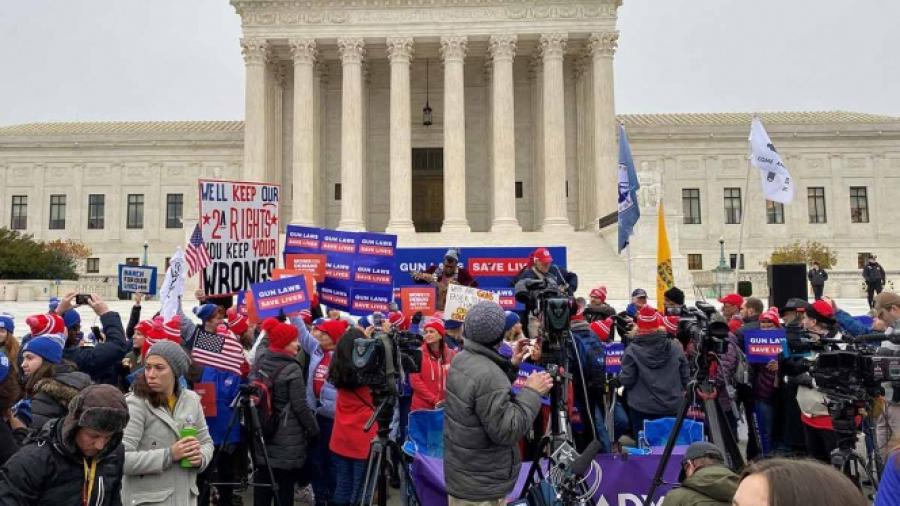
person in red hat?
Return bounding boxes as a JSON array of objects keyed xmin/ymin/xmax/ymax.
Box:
[
  {"xmin": 584, "ymin": 286, "xmax": 616, "ymax": 322},
  {"xmin": 513, "ymin": 247, "xmax": 578, "ymax": 297},
  {"xmin": 409, "ymin": 320, "xmax": 456, "ymax": 412},
  {"xmin": 620, "ymin": 305, "xmax": 689, "ymax": 437},
  {"xmin": 226, "ymin": 307, "xmax": 254, "ymax": 351},
  {"xmin": 718, "ymin": 293, "xmax": 744, "ymax": 334}
]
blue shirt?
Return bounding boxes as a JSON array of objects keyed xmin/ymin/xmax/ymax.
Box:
[{"xmin": 876, "ymin": 452, "xmax": 900, "ymax": 506}]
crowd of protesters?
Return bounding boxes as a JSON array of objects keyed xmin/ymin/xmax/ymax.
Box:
[{"xmin": 0, "ymin": 247, "xmax": 896, "ymax": 505}]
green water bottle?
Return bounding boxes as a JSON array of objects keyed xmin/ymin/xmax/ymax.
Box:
[{"xmin": 179, "ymin": 415, "xmax": 197, "ymax": 469}]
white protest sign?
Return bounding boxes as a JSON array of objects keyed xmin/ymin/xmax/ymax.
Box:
[
  {"xmin": 443, "ymin": 284, "xmax": 501, "ymax": 322},
  {"xmin": 198, "ymin": 179, "xmax": 280, "ymax": 295},
  {"xmin": 159, "ymin": 248, "xmax": 186, "ymax": 321}
]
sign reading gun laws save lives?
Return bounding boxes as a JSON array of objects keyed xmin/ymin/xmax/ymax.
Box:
[{"xmin": 199, "ymin": 180, "xmax": 280, "ymax": 296}]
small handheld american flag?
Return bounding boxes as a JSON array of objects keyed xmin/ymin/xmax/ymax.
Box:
[
  {"xmin": 186, "ymin": 223, "xmax": 211, "ymax": 278},
  {"xmin": 191, "ymin": 327, "xmax": 247, "ymax": 376}
]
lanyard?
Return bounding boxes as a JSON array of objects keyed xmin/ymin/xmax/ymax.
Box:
[{"xmin": 82, "ymin": 457, "xmax": 97, "ymax": 506}]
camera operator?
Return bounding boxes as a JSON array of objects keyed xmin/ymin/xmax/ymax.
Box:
[
  {"xmin": 512, "ymin": 249, "xmax": 578, "ymax": 338},
  {"xmin": 620, "ymin": 306, "xmax": 689, "ymax": 437},
  {"xmin": 873, "ymin": 292, "xmax": 900, "ymax": 461},
  {"xmin": 444, "ymin": 301, "xmax": 553, "ymax": 506}
]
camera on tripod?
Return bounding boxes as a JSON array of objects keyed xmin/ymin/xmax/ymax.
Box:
[
  {"xmin": 812, "ymin": 350, "xmax": 900, "ymax": 399},
  {"xmin": 672, "ymin": 301, "xmax": 730, "ymax": 357},
  {"xmin": 352, "ymin": 328, "xmax": 423, "ymax": 391},
  {"xmin": 515, "ymin": 278, "xmax": 576, "ymax": 349}
]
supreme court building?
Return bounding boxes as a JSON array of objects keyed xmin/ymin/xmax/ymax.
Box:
[{"xmin": 2, "ymin": 0, "xmax": 900, "ymax": 301}]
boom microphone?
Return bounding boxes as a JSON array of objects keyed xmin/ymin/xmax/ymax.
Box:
[{"xmin": 571, "ymin": 440, "xmax": 602, "ymax": 478}]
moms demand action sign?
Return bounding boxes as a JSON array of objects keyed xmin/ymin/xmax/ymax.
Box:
[{"xmin": 199, "ymin": 179, "xmax": 280, "ymax": 296}]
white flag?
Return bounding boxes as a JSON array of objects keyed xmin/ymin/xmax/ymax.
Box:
[
  {"xmin": 159, "ymin": 247, "xmax": 187, "ymax": 321},
  {"xmin": 749, "ymin": 117, "xmax": 794, "ymax": 204}
]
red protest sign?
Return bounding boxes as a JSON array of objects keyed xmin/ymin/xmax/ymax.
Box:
[
  {"xmin": 284, "ymin": 253, "xmax": 327, "ymax": 283},
  {"xmin": 193, "ymin": 382, "xmax": 218, "ymax": 417},
  {"xmin": 400, "ymin": 286, "xmax": 436, "ymax": 318}
]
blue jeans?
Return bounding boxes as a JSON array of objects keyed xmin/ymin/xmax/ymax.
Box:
[
  {"xmin": 306, "ymin": 415, "xmax": 335, "ymax": 505},
  {"xmin": 594, "ymin": 403, "xmax": 630, "ymax": 452},
  {"xmin": 331, "ymin": 454, "xmax": 369, "ymax": 504},
  {"xmin": 755, "ymin": 400, "xmax": 775, "ymax": 456}
]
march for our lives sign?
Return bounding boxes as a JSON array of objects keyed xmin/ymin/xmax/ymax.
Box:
[
  {"xmin": 251, "ymin": 276, "xmax": 310, "ymax": 319},
  {"xmin": 743, "ymin": 328, "xmax": 786, "ymax": 364},
  {"xmin": 118, "ymin": 265, "xmax": 158, "ymax": 295}
]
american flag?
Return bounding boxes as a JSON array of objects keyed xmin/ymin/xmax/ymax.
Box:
[
  {"xmin": 190, "ymin": 328, "xmax": 247, "ymax": 376},
  {"xmin": 186, "ymin": 224, "xmax": 211, "ymax": 278}
]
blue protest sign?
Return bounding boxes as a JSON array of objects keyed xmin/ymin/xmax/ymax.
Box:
[
  {"xmin": 511, "ymin": 362, "xmax": 551, "ymax": 406},
  {"xmin": 354, "ymin": 232, "xmax": 397, "ymax": 288},
  {"xmin": 284, "ymin": 225, "xmax": 323, "ymax": 253},
  {"xmin": 118, "ymin": 264, "xmax": 158, "ymax": 295},
  {"xmin": 350, "ymin": 287, "xmax": 393, "ymax": 316},
  {"xmin": 251, "ymin": 275, "xmax": 310, "ymax": 319},
  {"xmin": 604, "ymin": 342, "xmax": 625, "ymax": 374},
  {"xmin": 319, "ymin": 281, "xmax": 351, "ymax": 313},
  {"xmin": 743, "ymin": 328, "xmax": 786, "ymax": 364}
]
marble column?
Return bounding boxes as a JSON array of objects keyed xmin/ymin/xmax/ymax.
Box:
[
  {"xmin": 440, "ymin": 35, "xmax": 471, "ymax": 233},
  {"xmin": 489, "ymin": 35, "xmax": 521, "ymax": 232},
  {"xmin": 385, "ymin": 37, "xmax": 416, "ymax": 233},
  {"xmin": 290, "ymin": 38, "xmax": 317, "ymax": 226},
  {"xmin": 540, "ymin": 33, "xmax": 572, "ymax": 231},
  {"xmin": 529, "ymin": 55, "xmax": 544, "ymax": 228},
  {"xmin": 241, "ymin": 38, "xmax": 269, "ymax": 182},
  {"xmin": 590, "ymin": 31, "xmax": 619, "ymax": 228},
  {"xmin": 337, "ymin": 38, "xmax": 366, "ymax": 231}
]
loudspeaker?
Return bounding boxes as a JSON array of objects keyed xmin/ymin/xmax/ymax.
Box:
[
  {"xmin": 737, "ymin": 281, "xmax": 753, "ymax": 297},
  {"xmin": 768, "ymin": 263, "xmax": 808, "ymax": 310}
]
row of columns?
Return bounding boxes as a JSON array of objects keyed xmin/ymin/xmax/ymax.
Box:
[{"xmin": 240, "ymin": 32, "xmax": 619, "ymax": 233}]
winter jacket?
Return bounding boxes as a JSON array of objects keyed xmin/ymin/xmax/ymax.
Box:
[
  {"xmin": 63, "ymin": 311, "xmax": 129, "ymax": 385},
  {"xmin": 197, "ymin": 366, "xmax": 244, "ymax": 446},
  {"xmin": 330, "ymin": 386, "xmax": 376, "ymax": 460},
  {"xmin": 409, "ymin": 342, "xmax": 456, "ymax": 411},
  {"xmin": 713, "ymin": 333, "xmax": 742, "ymax": 413},
  {"xmin": 835, "ymin": 309, "xmax": 870, "ymax": 337},
  {"xmin": 0, "ymin": 417, "xmax": 125, "ymax": 506},
  {"xmin": 512, "ymin": 265, "xmax": 578, "ymax": 297},
  {"xmin": 663, "ymin": 465, "xmax": 739, "ymax": 506},
  {"xmin": 584, "ymin": 302, "xmax": 617, "ymax": 323},
  {"xmin": 620, "ymin": 331, "xmax": 689, "ymax": 415},
  {"xmin": 292, "ymin": 317, "xmax": 339, "ymax": 419},
  {"xmin": 0, "ymin": 423, "xmax": 27, "ymax": 467},
  {"xmin": 443, "ymin": 340, "xmax": 543, "ymax": 502},
  {"xmin": 737, "ymin": 317, "xmax": 777, "ymax": 402},
  {"xmin": 27, "ymin": 364, "xmax": 91, "ymax": 431},
  {"xmin": 864, "ymin": 262, "xmax": 886, "ymax": 285},
  {"xmin": 126, "ymin": 304, "xmax": 142, "ymax": 340},
  {"xmin": 253, "ymin": 350, "xmax": 319, "ymax": 470},
  {"xmin": 807, "ymin": 267, "xmax": 828, "ymax": 287},
  {"xmin": 876, "ymin": 452, "xmax": 900, "ymax": 506},
  {"xmin": 121, "ymin": 388, "xmax": 214, "ymax": 506}
]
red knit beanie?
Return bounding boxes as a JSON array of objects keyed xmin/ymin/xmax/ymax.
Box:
[
  {"xmin": 267, "ymin": 321, "xmax": 299, "ymax": 352},
  {"xmin": 424, "ymin": 319, "xmax": 446, "ymax": 337},
  {"xmin": 635, "ymin": 305, "xmax": 663, "ymax": 332}
]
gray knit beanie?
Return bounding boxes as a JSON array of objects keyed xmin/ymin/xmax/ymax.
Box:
[
  {"xmin": 463, "ymin": 301, "xmax": 506, "ymax": 347},
  {"xmin": 146, "ymin": 340, "xmax": 190, "ymax": 378}
]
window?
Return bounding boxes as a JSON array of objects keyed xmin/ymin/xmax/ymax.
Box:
[
  {"xmin": 126, "ymin": 194, "xmax": 144, "ymax": 229},
  {"xmin": 729, "ymin": 254, "xmax": 745, "ymax": 270},
  {"xmin": 10, "ymin": 196, "xmax": 27, "ymax": 230},
  {"xmin": 858, "ymin": 252, "xmax": 874, "ymax": 269},
  {"xmin": 515, "ymin": 181, "xmax": 523, "ymax": 199},
  {"xmin": 165, "ymin": 257, "xmax": 171, "ymax": 271},
  {"xmin": 87, "ymin": 194, "xmax": 105, "ymax": 230},
  {"xmin": 125, "ymin": 257, "xmax": 140, "ymax": 266},
  {"xmin": 766, "ymin": 200, "xmax": 785, "ymax": 224},
  {"xmin": 724, "ymin": 188, "xmax": 742, "ymax": 224},
  {"xmin": 850, "ymin": 186, "xmax": 869, "ymax": 223},
  {"xmin": 682, "ymin": 188, "xmax": 702, "ymax": 224},
  {"xmin": 807, "ymin": 187, "xmax": 827, "ymax": 224},
  {"xmin": 48, "ymin": 194, "xmax": 66, "ymax": 229},
  {"xmin": 86, "ymin": 258, "xmax": 100, "ymax": 273},
  {"xmin": 687, "ymin": 254, "xmax": 703, "ymax": 271},
  {"xmin": 334, "ymin": 183, "xmax": 342, "ymax": 201},
  {"xmin": 166, "ymin": 193, "xmax": 183, "ymax": 229}
]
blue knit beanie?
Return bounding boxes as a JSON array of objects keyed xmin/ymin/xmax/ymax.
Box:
[
  {"xmin": 0, "ymin": 314, "xmax": 13, "ymax": 335},
  {"xmin": 62, "ymin": 309, "xmax": 81, "ymax": 329},
  {"xmin": 444, "ymin": 319, "xmax": 463, "ymax": 330},
  {"xmin": 193, "ymin": 304, "xmax": 218, "ymax": 322},
  {"xmin": 503, "ymin": 311, "xmax": 521, "ymax": 332},
  {"xmin": 48, "ymin": 297, "xmax": 60, "ymax": 312},
  {"xmin": 23, "ymin": 336, "xmax": 64, "ymax": 364},
  {"xmin": 358, "ymin": 316, "xmax": 371, "ymax": 329}
]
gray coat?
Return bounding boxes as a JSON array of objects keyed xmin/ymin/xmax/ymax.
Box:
[
  {"xmin": 121, "ymin": 388, "xmax": 214, "ymax": 506},
  {"xmin": 620, "ymin": 331, "xmax": 689, "ymax": 415},
  {"xmin": 253, "ymin": 350, "xmax": 320, "ymax": 470},
  {"xmin": 443, "ymin": 340, "xmax": 543, "ymax": 502}
]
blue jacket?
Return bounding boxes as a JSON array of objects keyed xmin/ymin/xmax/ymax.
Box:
[
  {"xmin": 291, "ymin": 317, "xmax": 339, "ymax": 419},
  {"xmin": 876, "ymin": 452, "xmax": 900, "ymax": 506},
  {"xmin": 835, "ymin": 309, "xmax": 870, "ymax": 337},
  {"xmin": 199, "ymin": 365, "xmax": 244, "ymax": 446}
]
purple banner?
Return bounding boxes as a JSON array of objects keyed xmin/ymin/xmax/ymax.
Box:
[
  {"xmin": 604, "ymin": 342, "xmax": 625, "ymax": 374},
  {"xmin": 743, "ymin": 328, "xmax": 786, "ymax": 364},
  {"xmin": 250, "ymin": 275, "xmax": 311, "ymax": 319},
  {"xmin": 510, "ymin": 362, "xmax": 551, "ymax": 406},
  {"xmin": 411, "ymin": 446, "xmax": 685, "ymax": 506}
]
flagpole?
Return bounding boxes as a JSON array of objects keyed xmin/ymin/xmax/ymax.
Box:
[
  {"xmin": 627, "ymin": 244, "xmax": 633, "ymax": 298},
  {"xmin": 734, "ymin": 130, "xmax": 754, "ymax": 292}
]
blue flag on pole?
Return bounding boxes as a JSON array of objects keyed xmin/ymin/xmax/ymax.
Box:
[{"xmin": 617, "ymin": 124, "xmax": 640, "ymax": 253}]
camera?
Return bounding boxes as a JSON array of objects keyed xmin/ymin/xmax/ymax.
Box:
[
  {"xmin": 75, "ymin": 294, "xmax": 92, "ymax": 306},
  {"xmin": 674, "ymin": 302, "xmax": 730, "ymax": 356},
  {"xmin": 514, "ymin": 278, "xmax": 576, "ymax": 350}
]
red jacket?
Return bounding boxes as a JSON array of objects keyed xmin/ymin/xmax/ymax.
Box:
[
  {"xmin": 330, "ymin": 386, "xmax": 377, "ymax": 460},
  {"xmin": 409, "ymin": 342, "xmax": 456, "ymax": 411}
]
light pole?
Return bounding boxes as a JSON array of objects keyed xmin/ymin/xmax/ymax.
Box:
[
  {"xmin": 717, "ymin": 237, "xmax": 728, "ymax": 269},
  {"xmin": 713, "ymin": 236, "xmax": 733, "ymax": 298},
  {"xmin": 143, "ymin": 240, "xmax": 149, "ymax": 266}
]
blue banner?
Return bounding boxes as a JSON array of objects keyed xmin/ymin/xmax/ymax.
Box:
[
  {"xmin": 251, "ymin": 275, "xmax": 311, "ymax": 319},
  {"xmin": 511, "ymin": 362, "xmax": 551, "ymax": 406},
  {"xmin": 350, "ymin": 287, "xmax": 393, "ymax": 315},
  {"xmin": 604, "ymin": 342, "xmax": 625, "ymax": 374},
  {"xmin": 743, "ymin": 328, "xmax": 786, "ymax": 364},
  {"xmin": 118, "ymin": 265, "xmax": 158, "ymax": 296},
  {"xmin": 319, "ymin": 281, "xmax": 351, "ymax": 313},
  {"xmin": 284, "ymin": 225, "xmax": 323, "ymax": 253}
]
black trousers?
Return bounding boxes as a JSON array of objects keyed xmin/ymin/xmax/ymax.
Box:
[
  {"xmin": 867, "ymin": 282, "xmax": 883, "ymax": 308},
  {"xmin": 254, "ymin": 466, "xmax": 306, "ymax": 506},
  {"xmin": 198, "ymin": 444, "xmax": 243, "ymax": 506},
  {"xmin": 812, "ymin": 284, "xmax": 824, "ymax": 300},
  {"xmin": 803, "ymin": 424, "xmax": 838, "ymax": 463}
]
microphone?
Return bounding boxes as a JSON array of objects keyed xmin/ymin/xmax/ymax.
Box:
[{"xmin": 571, "ymin": 440, "xmax": 602, "ymax": 477}]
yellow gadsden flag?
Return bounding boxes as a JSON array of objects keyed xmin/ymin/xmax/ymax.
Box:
[{"xmin": 656, "ymin": 200, "xmax": 674, "ymax": 312}]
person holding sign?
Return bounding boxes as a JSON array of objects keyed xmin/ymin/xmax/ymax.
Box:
[
  {"xmin": 412, "ymin": 248, "xmax": 478, "ymax": 311},
  {"xmin": 409, "ymin": 320, "xmax": 457, "ymax": 412}
]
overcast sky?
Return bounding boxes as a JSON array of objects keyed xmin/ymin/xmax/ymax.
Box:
[{"xmin": 1, "ymin": 0, "xmax": 898, "ymax": 125}]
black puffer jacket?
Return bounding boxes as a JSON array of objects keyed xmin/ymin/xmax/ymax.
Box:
[
  {"xmin": 0, "ymin": 417, "xmax": 124, "ymax": 506},
  {"xmin": 28, "ymin": 364, "xmax": 91, "ymax": 431},
  {"xmin": 253, "ymin": 350, "xmax": 319, "ymax": 470},
  {"xmin": 63, "ymin": 312, "xmax": 128, "ymax": 385}
]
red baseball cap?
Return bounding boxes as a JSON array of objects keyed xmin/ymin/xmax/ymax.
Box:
[
  {"xmin": 718, "ymin": 293, "xmax": 744, "ymax": 307},
  {"xmin": 532, "ymin": 248, "xmax": 553, "ymax": 264}
]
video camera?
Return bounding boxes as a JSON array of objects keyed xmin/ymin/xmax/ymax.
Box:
[
  {"xmin": 672, "ymin": 301, "xmax": 730, "ymax": 356},
  {"xmin": 515, "ymin": 278, "xmax": 576, "ymax": 348}
]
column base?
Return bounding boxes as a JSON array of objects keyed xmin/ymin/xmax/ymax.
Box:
[
  {"xmin": 490, "ymin": 218, "xmax": 522, "ymax": 233},
  {"xmin": 385, "ymin": 220, "xmax": 416, "ymax": 234},
  {"xmin": 440, "ymin": 219, "xmax": 471, "ymax": 234},
  {"xmin": 290, "ymin": 218, "xmax": 317, "ymax": 227},
  {"xmin": 337, "ymin": 219, "xmax": 366, "ymax": 232},
  {"xmin": 540, "ymin": 217, "xmax": 574, "ymax": 232}
]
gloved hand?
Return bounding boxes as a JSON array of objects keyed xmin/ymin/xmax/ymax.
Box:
[
  {"xmin": 12, "ymin": 399, "xmax": 32, "ymax": 426},
  {"xmin": 607, "ymin": 376, "xmax": 622, "ymax": 390}
]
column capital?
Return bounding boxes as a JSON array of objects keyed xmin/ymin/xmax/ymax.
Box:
[
  {"xmin": 573, "ymin": 50, "xmax": 592, "ymax": 79},
  {"xmin": 337, "ymin": 37, "xmax": 366, "ymax": 64},
  {"xmin": 289, "ymin": 38, "xmax": 318, "ymax": 65},
  {"xmin": 240, "ymin": 38, "xmax": 270, "ymax": 66},
  {"xmin": 539, "ymin": 33, "xmax": 568, "ymax": 61},
  {"xmin": 386, "ymin": 37, "xmax": 415, "ymax": 63},
  {"xmin": 488, "ymin": 34, "xmax": 517, "ymax": 62},
  {"xmin": 589, "ymin": 31, "xmax": 619, "ymax": 58},
  {"xmin": 440, "ymin": 35, "xmax": 468, "ymax": 62}
]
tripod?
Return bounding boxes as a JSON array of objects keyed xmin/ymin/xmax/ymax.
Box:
[
  {"xmin": 828, "ymin": 399, "xmax": 879, "ymax": 492},
  {"xmin": 360, "ymin": 396, "xmax": 419, "ymax": 506},
  {"xmin": 208, "ymin": 385, "xmax": 282, "ymax": 506}
]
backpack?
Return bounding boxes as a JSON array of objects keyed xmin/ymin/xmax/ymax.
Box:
[
  {"xmin": 732, "ymin": 345, "xmax": 752, "ymax": 389},
  {"xmin": 571, "ymin": 330, "xmax": 606, "ymax": 389},
  {"xmin": 249, "ymin": 363, "xmax": 290, "ymax": 438}
]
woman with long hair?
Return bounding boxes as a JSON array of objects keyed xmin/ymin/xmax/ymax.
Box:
[
  {"xmin": 328, "ymin": 327, "xmax": 376, "ymax": 506},
  {"xmin": 121, "ymin": 340, "xmax": 213, "ymax": 505},
  {"xmin": 0, "ymin": 351, "xmax": 25, "ymax": 465},
  {"xmin": 409, "ymin": 319, "xmax": 456, "ymax": 411},
  {"xmin": 733, "ymin": 458, "xmax": 866, "ymax": 506},
  {"xmin": 19, "ymin": 328, "xmax": 90, "ymax": 430},
  {"xmin": 0, "ymin": 314, "xmax": 20, "ymax": 378}
]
